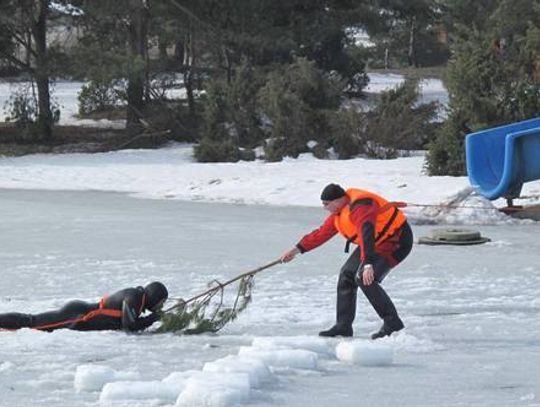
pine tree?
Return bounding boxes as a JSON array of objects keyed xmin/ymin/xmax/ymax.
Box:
[
  {"xmin": 72, "ymin": 1, "xmax": 151, "ymax": 131},
  {"xmin": 426, "ymin": 0, "xmax": 540, "ymax": 175},
  {"xmin": 369, "ymin": 0, "xmax": 446, "ymax": 67}
]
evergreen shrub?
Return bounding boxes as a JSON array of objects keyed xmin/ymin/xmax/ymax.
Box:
[
  {"xmin": 78, "ymin": 79, "xmax": 123, "ymax": 115},
  {"xmin": 364, "ymin": 79, "xmax": 437, "ymax": 158}
]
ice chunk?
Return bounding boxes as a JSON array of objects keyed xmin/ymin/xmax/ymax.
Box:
[
  {"xmin": 100, "ymin": 380, "xmax": 180, "ymax": 403},
  {"xmin": 176, "ymin": 371, "xmax": 251, "ymax": 407},
  {"xmin": 335, "ymin": 340, "xmax": 393, "ymax": 366},
  {"xmin": 203, "ymin": 355, "xmax": 272, "ymax": 387},
  {"xmin": 251, "ymin": 335, "xmax": 334, "ymax": 356},
  {"xmin": 98, "ymin": 370, "xmax": 196, "ymax": 403},
  {"xmin": 162, "ymin": 370, "xmax": 200, "ymax": 386},
  {"xmin": 238, "ymin": 346, "xmax": 318, "ymax": 370},
  {"xmin": 74, "ymin": 364, "xmax": 140, "ymax": 392}
]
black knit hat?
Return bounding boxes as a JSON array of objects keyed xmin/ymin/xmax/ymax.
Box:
[{"xmin": 320, "ymin": 183, "xmax": 346, "ymax": 201}]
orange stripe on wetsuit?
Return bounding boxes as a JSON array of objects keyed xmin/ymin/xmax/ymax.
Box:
[{"xmin": 29, "ymin": 294, "xmax": 146, "ymax": 331}]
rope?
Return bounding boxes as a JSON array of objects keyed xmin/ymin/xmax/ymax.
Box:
[{"xmin": 163, "ymin": 259, "xmax": 282, "ymax": 313}]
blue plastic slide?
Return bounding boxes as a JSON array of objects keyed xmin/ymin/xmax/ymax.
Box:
[{"xmin": 466, "ymin": 117, "xmax": 540, "ymax": 200}]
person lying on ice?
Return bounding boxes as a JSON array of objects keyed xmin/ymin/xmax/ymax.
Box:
[
  {"xmin": 280, "ymin": 183, "xmax": 413, "ymax": 339},
  {"xmin": 0, "ymin": 281, "xmax": 168, "ymax": 332}
]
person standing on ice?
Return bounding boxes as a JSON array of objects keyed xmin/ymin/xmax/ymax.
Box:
[
  {"xmin": 0, "ymin": 282, "xmax": 168, "ymax": 332},
  {"xmin": 280, "ymin": 183, "xmax": 413, "ymax": 339}
]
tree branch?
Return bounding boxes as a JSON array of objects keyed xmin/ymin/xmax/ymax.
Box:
[
  {"xmin": 166, "ymin": 0, "xmax": 222, "ymax": 43},
  {"xmin": 0, "ymin": 49, "xmax": 33, "ymax": 72},
  {"xmin": 10, "ymin": 31, "xmax": 37, "ymax": 58}
]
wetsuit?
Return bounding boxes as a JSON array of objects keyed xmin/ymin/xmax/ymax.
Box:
[
  {"xmin": 297, "ymin": 191, "xmax": 413, "ymax": 330},
  {"xmin": 0, "ymin": 286, "xmax": 159, "ymax": 332}
]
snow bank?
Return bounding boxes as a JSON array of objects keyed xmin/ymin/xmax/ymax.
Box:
[{"xmin": 1, "ymin": 143, "xmax": 536, "ymax": 224}]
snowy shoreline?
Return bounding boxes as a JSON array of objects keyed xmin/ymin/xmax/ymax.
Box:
[{"xmin": 1, "ymin": 142, "xmax": 538, "ymax": 225}]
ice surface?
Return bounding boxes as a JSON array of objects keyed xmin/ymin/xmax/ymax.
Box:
[{"xmin": 1, "ymin": 189, "xmax": 539, "ymax": 407}]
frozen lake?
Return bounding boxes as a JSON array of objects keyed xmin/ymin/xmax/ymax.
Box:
[{"xmin": 1, "ymin": 189, "xmax": 539, "ymax": 406}]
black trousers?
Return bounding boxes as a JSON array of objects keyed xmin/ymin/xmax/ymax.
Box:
[
  {"xmin": 0, "ymin": 300, "xmax": 98, "ymax": 331},
  {"xmin": 335, "ymin": 222, "xmax": 413, "ymax": 327}
]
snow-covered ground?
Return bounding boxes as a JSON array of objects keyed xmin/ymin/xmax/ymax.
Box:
[
  {"xmin": 0, "ymin": 80, "xmax": 123, "ymax": 128},
  {"xmin": 0, "ymin": 78, "xmax": 186, "ymax": 128}
]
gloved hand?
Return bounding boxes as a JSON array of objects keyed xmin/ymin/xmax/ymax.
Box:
[{"xmin": 146, "ymin": 312, "xmax": 161, "ymax": 323}]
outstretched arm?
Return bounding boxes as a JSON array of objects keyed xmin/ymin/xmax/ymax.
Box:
[
  {"xmin": 280, "ymin": 214, "xmax": 337, "ymax": 262},
  {"xmin": 121, "ymin": 300, "xmax": 160, "ymax": 332}
]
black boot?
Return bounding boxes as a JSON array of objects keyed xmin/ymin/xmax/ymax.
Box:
[
  {"xmin": 371, "ymin": 317, "xmax": 404, "ymax": 340},
  {"xmin": 319, "ymin": 323, "xmax": 353, "ymax": 337},
  {"xmin": 322, "ymin": 258, "xmax": 359, "ymax": 338}
]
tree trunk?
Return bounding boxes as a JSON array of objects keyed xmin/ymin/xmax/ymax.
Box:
[
  {"xmin": 127, "ymin": 0, "xmax": 149, "ymax": 131},
  {"xmin": 158, "ymin": 37, "xmax": 168, "ymax": 61},
  {"xmin": 408, "ymin": 16, "xmax": 417, "ymax": 68},
  {"xmin": 31, "ymin": 0, "xmax": 52, "ymax": 140},
  {"xmin": 224, "ymin": 47, "xmax": 232, "ymax": 84},
  {"xmin": 183, "ymin": 31, "xmax": 195, "ymax": 117}
]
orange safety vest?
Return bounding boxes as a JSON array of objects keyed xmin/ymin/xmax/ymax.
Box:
[{"xmin": 334, "ymin": 188, "xmax": 406, "ymax": 249}]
